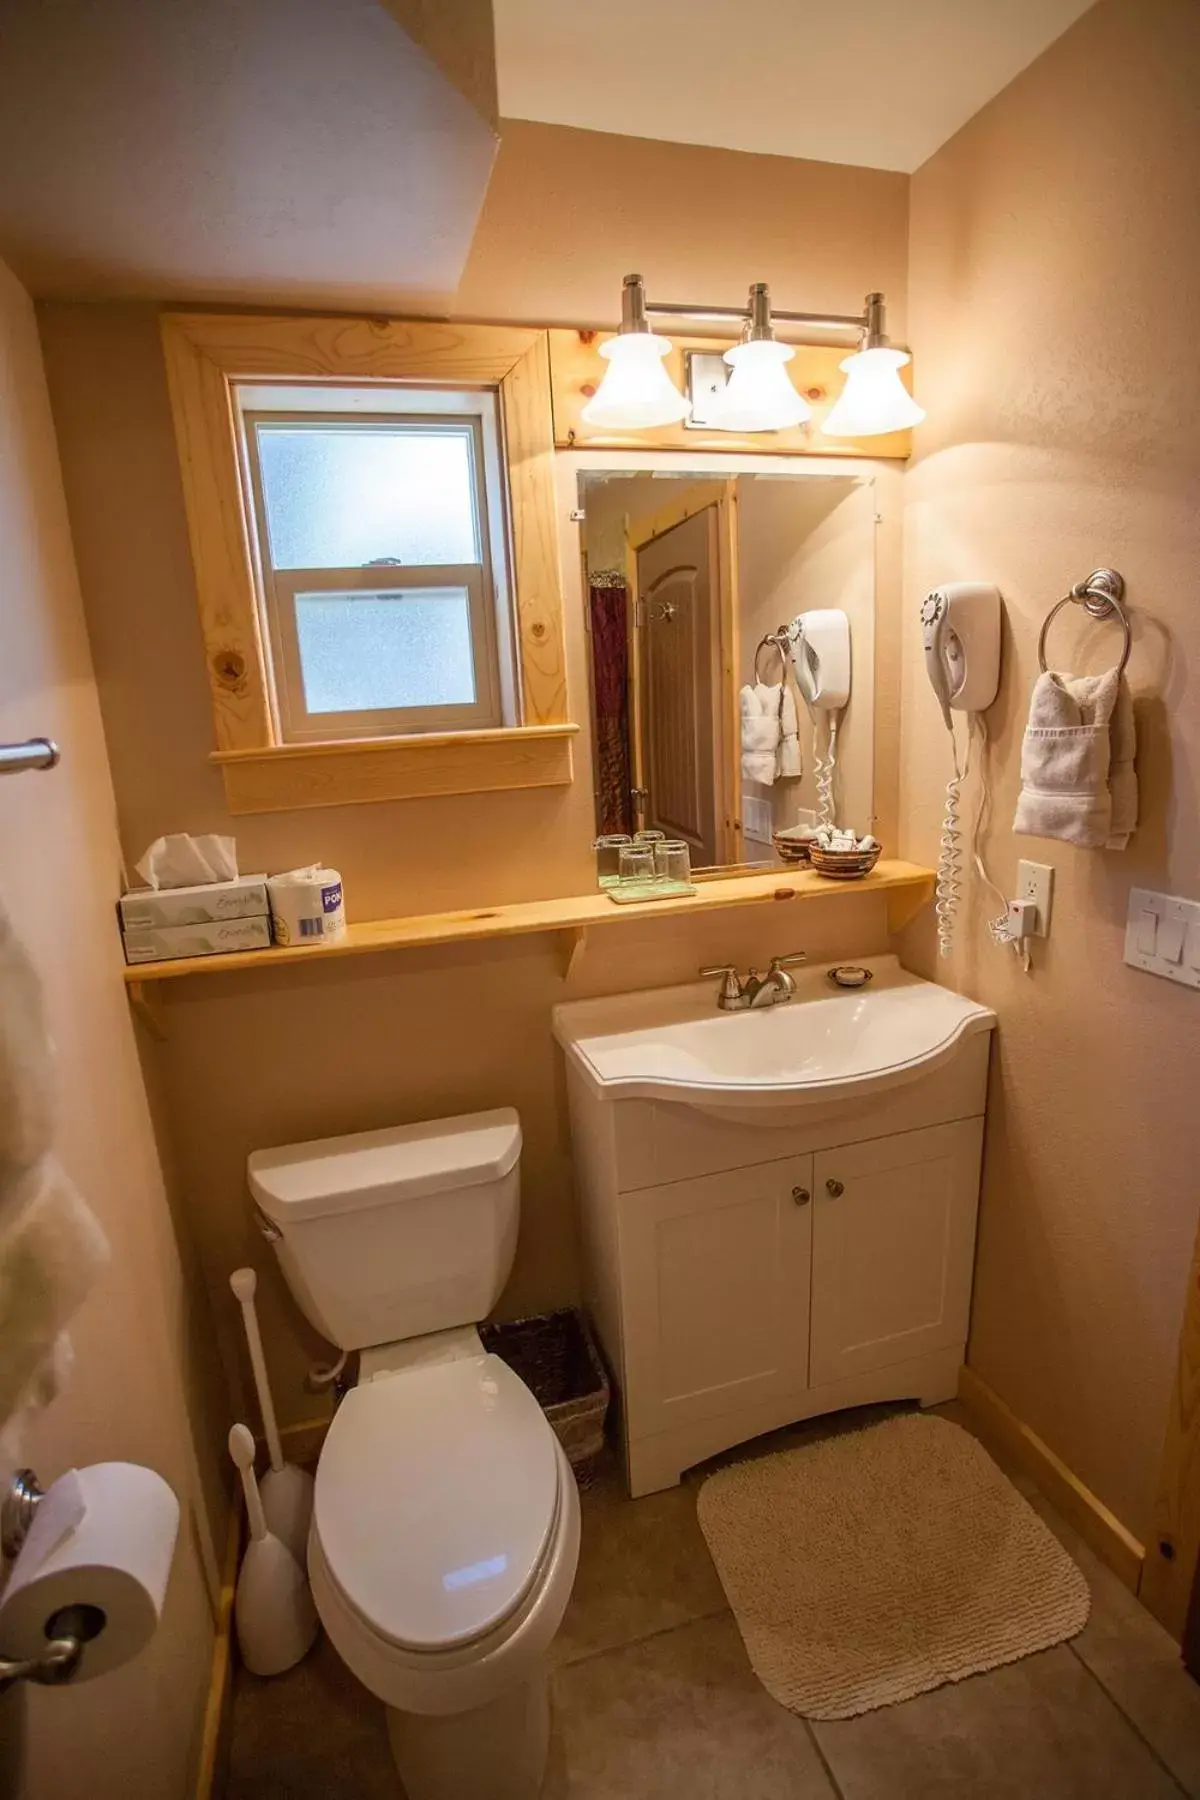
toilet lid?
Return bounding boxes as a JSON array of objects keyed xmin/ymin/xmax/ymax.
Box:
[{"xmin": 313, "ymin": 1355, "xmax": 561, "ymax": 1652}]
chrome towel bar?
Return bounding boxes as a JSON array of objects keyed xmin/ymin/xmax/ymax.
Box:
[{"xmin": 0, "ymin": 738, "xmax": 59, "ymax": 775}]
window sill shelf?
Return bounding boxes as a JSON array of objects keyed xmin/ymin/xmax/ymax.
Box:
[
  {"xmin": 211, "ymin": 722, "xmax": 578, "ymax": 813},
  {"xmin": 123, "ymin": 860, "xmax": 934, "ymax": 1000}
]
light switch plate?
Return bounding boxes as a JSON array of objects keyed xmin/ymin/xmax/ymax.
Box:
[
  {"xmin": 1124, "ymin": 886, "xmax": 1200, "ymax": 988},
  {"xmin": 742, "ymin": 796, "xmax": 773, "ymax": 844}
]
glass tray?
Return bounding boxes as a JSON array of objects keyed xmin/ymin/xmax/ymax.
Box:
[{"xmin": 605, "ymin": 878, "xmax": 697, "ymax": 906}]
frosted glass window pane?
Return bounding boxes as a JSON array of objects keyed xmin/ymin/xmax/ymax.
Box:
[
  {"xmin": 294, "ymin": 589, "xmax": 476, "ymax": 714},
  {"xmin": 258, "ymin": 426, "xmax": 479, "ymax": 569}
]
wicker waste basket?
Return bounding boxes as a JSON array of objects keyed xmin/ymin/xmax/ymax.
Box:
[{"xmin": 479, "ymin": 1308, "xmax": 610, "ymax": 1468}]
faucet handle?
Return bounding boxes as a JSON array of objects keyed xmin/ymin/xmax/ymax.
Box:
[
  {"xmin": 699, "ymin": 964, "xmax": 745, "ymax": 1004},
  {"xmin": 769, "ymin": 952, "xmax": 807, "ymax": 972}
]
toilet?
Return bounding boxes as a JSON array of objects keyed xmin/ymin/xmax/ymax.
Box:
[{"xmin": 246, "ymin": 1108, "xmax": 580, "ymax": 1800}]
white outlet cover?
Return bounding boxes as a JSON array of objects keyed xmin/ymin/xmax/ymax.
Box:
[{"xmin": 1017, "ymin": 860, "xmax": 1054, "ymax": 937}]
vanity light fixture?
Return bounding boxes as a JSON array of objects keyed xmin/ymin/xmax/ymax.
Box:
[
  {"xmin": 822, "ymin": 292, "xmax": 926, "ymax": 437},
  {"xmin": 580, "ymin": 274, "xmax": 692, "ymax": 429},
  {"xmin": 709, "ymin": 283, "xmax": 813, "ymax": 433},
  {"xmin": 587, "ymin": 276, "xmax": 921, "ymax": 437}
]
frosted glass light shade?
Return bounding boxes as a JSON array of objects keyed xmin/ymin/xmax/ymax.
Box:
[
  {"xmin": 581, "ymin": 332, "xmax": 691, "ymax": 428},
  {"xmin": 823, "ymin": 346, "xmax": 925, "ymax": 437},
  {"xmin": 710, "ymin": 339, "xmax": 812, "ymax": 433}
]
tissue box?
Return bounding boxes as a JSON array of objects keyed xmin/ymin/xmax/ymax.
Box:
[
  {"xmin": 118, "ymin": 875, "xmax": 269, "ymax": 931},
  {"xmin": 122, "ymin": 916, "xmax": 272, "ymax": 965}
]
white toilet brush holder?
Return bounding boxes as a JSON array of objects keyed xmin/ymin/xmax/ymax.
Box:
[
  {"xmin": 230, "ymin": 1266, "xmax": 314, "ymax": 1564},
  {"xmin": 229, "ymin": 1424, "xmax": 317, "ymax": 1677}
]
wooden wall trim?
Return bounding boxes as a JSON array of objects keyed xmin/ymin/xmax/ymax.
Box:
[
  {"xmin": 958, "ymin": 1365, "xmax": 1145, "ymax": 1595},
  {"xmin": 192, "ymin": 1501, "xmax": 241, "ymax": 1800},
  {"xmin": 1141, "ymin": 1213, "xmax": 1200, "ymax": 1639},
  {"xmin": 159, "ymin": 311, "xmax": 574, "ymax": 810}
]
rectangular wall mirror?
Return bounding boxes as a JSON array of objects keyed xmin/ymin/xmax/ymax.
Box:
[{"xmin": 577, "ymin": 467, "xmax": 876, "ymax": 872}]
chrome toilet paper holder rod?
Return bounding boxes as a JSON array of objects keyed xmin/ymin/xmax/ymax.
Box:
[
  {"xmin": 0, "ymin": 738, "xmax": 60, "ymax": 776},
  {"xmin": 0, "ymin": 1469, "xmax": 103, "ymax": 1692}
]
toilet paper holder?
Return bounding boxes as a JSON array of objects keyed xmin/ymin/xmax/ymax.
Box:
[{"xmin": 0, "ymin": 1468, "xmax": 98, "ymax": 1693}]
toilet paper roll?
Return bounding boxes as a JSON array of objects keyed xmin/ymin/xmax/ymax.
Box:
[
  {"xmin": 0, "ymin": 1462, "xmax": 179, "ymax": 1683},
  {"xmin": 267, "ymin": 866, "xmax": 346, "ymax": 947}
]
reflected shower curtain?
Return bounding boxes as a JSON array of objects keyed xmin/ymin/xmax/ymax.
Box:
[{"xmin": 589, "ymin": 576, "xmax": 633, "ymax": 836}]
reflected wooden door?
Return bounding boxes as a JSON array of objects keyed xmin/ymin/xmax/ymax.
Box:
[{"xmin": 634, "ymin": 506, "xmax": 718, "ymax": 864}]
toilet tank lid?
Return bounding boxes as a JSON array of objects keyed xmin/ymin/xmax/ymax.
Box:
[{"xmin": 248, "ymin": 1108, "xmax": 521, "ymax": 1222}]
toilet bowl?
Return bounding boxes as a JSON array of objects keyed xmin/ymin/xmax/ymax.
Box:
[{"xmin": 248, "ymin": 1111, "xmax": 581, "ymax": 1800}]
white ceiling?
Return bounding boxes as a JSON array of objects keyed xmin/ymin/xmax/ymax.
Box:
[
  {"xmin": 0, "ymin": 0, "xmax": 498, "ymax": 306},
  {"xmin": 493, "ymin": 0, "xmax": 1095, "ymax": 174}
]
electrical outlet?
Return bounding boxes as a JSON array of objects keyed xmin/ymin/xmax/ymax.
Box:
[{"xmin": 1017, "ymin": 860, "xmax": 1054, "ymax": 937}]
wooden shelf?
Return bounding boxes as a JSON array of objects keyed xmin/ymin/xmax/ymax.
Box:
[{"xmin": 123, "ymin": 860, "xmax": 934, "ymax": 995}]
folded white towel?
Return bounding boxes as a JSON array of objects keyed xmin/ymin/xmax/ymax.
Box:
[
  {"xmin": 0, "ymin": 896, "xmax": 109, "ymax": 1447},
  {"xmin": 777, "ymin": 686, "xmax": 802, "ymax": 780},
  {"xmin": 0, "ymin": 1158, "xmax": 108, "ymax": 1435},
  {"xmin": 0, "ymin": 910, "xmax": 55, "ymax": 1192},
  {"xmin": 741, "ymin": 683, "xmax": 782, "ymax": 785},
  {"xmin": 1013, "ymin": 666, "xmax": 1137, "ymax": 849}
]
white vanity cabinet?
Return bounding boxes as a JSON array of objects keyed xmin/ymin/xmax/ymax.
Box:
[{"xmin": 553, "ymin": 957, "xmax": 995, "ymax": 1496}]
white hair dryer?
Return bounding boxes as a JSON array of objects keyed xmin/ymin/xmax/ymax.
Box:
[
  {"xmin": 920, "ymin": 584, "xmax": 1002, "ymax": 956},
  {"xmin": 787, "ymin": 609, "xmax": 851, "ymax": 826}
]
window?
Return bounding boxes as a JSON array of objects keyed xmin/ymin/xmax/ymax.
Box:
[
  {"xmin": 239, "ymin": 388, "xmax": 517, "ymax": 741},
  {"xmin": 159, "ymin": 313, "xmax": 573, "ymax": 814}
]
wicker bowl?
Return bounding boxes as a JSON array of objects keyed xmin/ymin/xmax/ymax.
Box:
[
  {"xmin": 808, "ymin": 843, "xmax": 882, "ymax": 880},
  {"xmin": 772, "ymin": 829, "xmax": 814, "ymax": 866}
]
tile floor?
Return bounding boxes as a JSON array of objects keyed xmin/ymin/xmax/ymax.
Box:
[{"xmin": 225, "ymin": 1404, "xmax": 1200, "ymax": 1799}]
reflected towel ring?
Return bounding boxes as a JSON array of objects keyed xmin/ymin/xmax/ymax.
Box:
[
  {"xmin": 753, "ymin": 630, "xmax": 789, "ymax": 685},
  {"xmin": 1037, "ymin": 567, "xmax": 1131, "ymax": 677}
]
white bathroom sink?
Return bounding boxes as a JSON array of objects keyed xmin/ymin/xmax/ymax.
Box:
[{"xmin": 552, "ymin": 955, "xmax": 994, "ymax": 1115}]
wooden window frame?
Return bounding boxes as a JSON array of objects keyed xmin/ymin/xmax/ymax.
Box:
[{"xmin": 160, "ymin": 313, "xmax": 574, "ymax": 814}]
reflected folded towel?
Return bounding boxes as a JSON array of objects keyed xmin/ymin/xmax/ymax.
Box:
[
  {"xmin": 741, "ymin": 682, "xmax": 781, "ymax": 785},
  {"xmin": 1013, "ymin": 666, "xmax": 1137, "ymax": 849}
]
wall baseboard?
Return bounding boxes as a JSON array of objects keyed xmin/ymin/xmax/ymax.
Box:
[
  {"xmin": 193, "ymin": 1501, "xmax": 241, "ymax": 1800},
  {"xmin": 958, "ymin": 1366, "xmax": 1145, "ymax": 1594}
]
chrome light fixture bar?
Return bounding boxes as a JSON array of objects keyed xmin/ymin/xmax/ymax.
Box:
[{"xmin": 582, "ymin": 276, "xmax": 923, "ymax": 437}]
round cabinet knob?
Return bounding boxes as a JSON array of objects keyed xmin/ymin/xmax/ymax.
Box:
[
  {"xmin": 791, "ymin": 1186, "xmax": 811, "ymax": 1206},
  {"xmin": 825, "ymin": 1178, "xmax": 845, "ymax": 1198}
]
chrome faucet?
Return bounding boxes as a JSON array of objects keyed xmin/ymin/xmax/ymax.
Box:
[{"xmin": 699, "ymin": 953, "xmax": 807, "ymax": 1011}]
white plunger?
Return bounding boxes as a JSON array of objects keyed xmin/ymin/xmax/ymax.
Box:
[
  {"xmin": 230, "ymin": 1267, "xmax": 314, "ymax": 1565},
  {"xmin": 229, "ymin": 1423, "xmax": 317, "ymax": 1677}
]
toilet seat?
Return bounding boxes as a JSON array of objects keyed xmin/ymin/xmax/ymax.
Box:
[{"xmin": 313, "ymin": 1353, "xmax": 563, "ymax": 1655}]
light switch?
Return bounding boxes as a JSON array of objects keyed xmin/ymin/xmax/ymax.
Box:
[
  {"xmin": 1125, "ymin": 887, "xmax": 1200, "ymax": 990},
  {"xmin": 1158, "ymin": 916, "xmax": 1187, "ymax": 963},
  {"xmin": 1135, "ymin": 909, "xmax": 1158, "ymax": 956}
]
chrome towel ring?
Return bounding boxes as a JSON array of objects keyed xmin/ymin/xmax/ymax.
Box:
[{"xmin": 1038, "ymin": 567, "xmax": 1131, "ymax": 676}]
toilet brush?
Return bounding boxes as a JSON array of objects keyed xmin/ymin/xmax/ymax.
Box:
[
  {"xmin": 229, "ymin": 1424, "xmax": 317, "ymax": 1676},
  {"xmin": 230, "ymin": 1267, "xmax": 314, "ymax": 1564}
]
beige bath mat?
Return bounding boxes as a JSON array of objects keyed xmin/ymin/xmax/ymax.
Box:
[{"xmin": 697, "ymin": 1413, "xmax": 1089, "ymax": 1720}]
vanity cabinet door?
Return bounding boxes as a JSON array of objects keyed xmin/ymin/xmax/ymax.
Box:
[
  {"xmin": 618, "ymin": 1155, "xmax": 814, "ymax": 1441},
  {"xmin": 810, "ymin": 1120, "xmax": 983, "ymax": 1388}
]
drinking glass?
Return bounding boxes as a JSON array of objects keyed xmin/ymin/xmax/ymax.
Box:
[
  {"xmin": 653, "ymin": 839, "xmax": 692, "ymax": 886},
  {"xmin": 593, "ymin": 833, "xmax": 632, "ymax": 887},
  {"xmin": 618, "ymin": 845, "xmax": 656, "ymax": 886}
]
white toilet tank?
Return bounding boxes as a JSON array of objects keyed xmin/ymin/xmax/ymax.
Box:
[{"xmin": 247, "ymin": 1109, "xmax": 522, "ymax": 1351}]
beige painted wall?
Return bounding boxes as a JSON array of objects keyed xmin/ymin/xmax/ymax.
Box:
[
  {"xmin": 0, "ymin": 259, "xmax": 225, "ymax": 1798},
  {"xmin": 456, "ymin": 119, "xmax": 908, "ymax": 335},
  {"xmin": 36, "ymin": 125, "xmax": 910, "ymax": 1428},
  {"xmin": 898, "ymin": 0, "xmax": 1200, "ymax": 1541}
]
